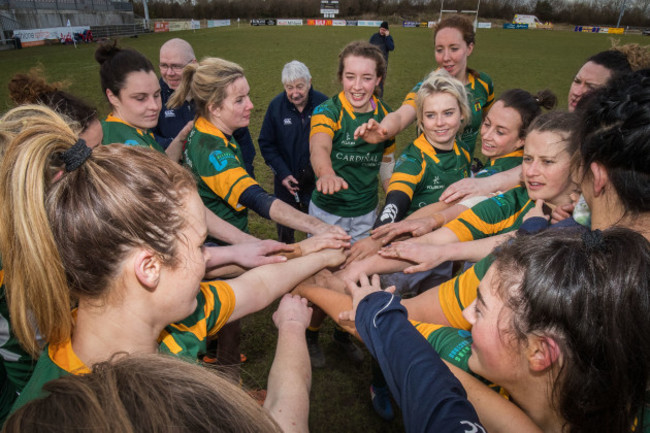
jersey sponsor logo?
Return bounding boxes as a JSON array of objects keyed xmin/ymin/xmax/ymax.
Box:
[
  {"xmin": 341, "ymin": 132, "xmax": 355, "ymax": 146},
  {"xmin": 334, "ymin": 151, "xmax": 380, "ymax": 165},
  {"xmin": 123, "ymin": 139, "xmax": 140, "ymax": 146},
  {"xmin": 209, "ymin": 150, "xmax": 237, "ymax": 172},
  {"xmin": 164, "ymin": 109, "xmax": 176, "ymax": 118},
  {"xmin": 313, "ymin": 105, "xmax": 326, "ymax": 115},
  {"xmin": 425, "ymin": 176, "xmax": 443, "ymax": 190},
  {"xmin": 489, "ymin": 193, "xmax": 508, "ymax": 207},
  {"xmin": 395, "ymin": 155, "xmax": 416, "ymax": 169},
  {"xmin": 283, "ymin": 117, "xmax": 293, "ymax": 126}
]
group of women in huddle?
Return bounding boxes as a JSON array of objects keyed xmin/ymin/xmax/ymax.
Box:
[{"xmin": 0, "ymin": 12, "xmax": 648, "ymax": 433}]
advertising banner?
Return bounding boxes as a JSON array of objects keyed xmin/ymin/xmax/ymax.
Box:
[
  {"xmin": 332, "ymin": 19, "xmax": 346, "ymax": 26},
  {"xmin": 207, "ymin": 20, "xmax": 230, "ymax": 28},
  {"xmin": 169, "ymin": 21, "xmax": 191, "ymax": 31},
  {"xmin": 277, "ymin": 19, "xmax": 303, "ymax": 26},
  {"xmin": 477, "ymin": 22, "xmax": 492, "ymax": 29},
  {"xmin": 357, "ymin": 20, "xmax": 382, "ymax": 27},
  {"xmin": 307, "ymin": 19, "xmax": 332, "ymax": 26},
  {"xmin": 503, "ymin": 23, "xmax": 528, "ymax": 29},
  {"xmin": 13, "ymin": 25, "xmax": 89, "ymax": 47},
  {"xmin": 403, "ymin": 21, "xmax": 418, "ymax": 27},
  {"xmin": 346, "ymin": 20, "xmax": 358, "ymax": 26},
  {"xmin": 251, "ymin": 19, "xmax": 276, "ymax": 26},
  {"xmin": 154, "ymin": 21, "xmax": 169, "ymax": 32}
]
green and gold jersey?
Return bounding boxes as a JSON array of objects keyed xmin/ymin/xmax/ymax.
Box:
[
  {"xmin": 403, "ymin": 70, "xmax": 494, "ymax": 154},
  {"xmin": 0, "ymin": 262, "xmax": 37, "ymax": 423},
  {"xmin": 101, "ymin": 114, "xmax": 164, "ymax": 153},
  {"xmin": 310, "ymin": 92, "xmax": 395, "ymax": 217},
  {"xmin": 12, "ymin": 280, "xmax": 235, "ymax": 412},
  {"xmin": 474, "ymin": 149, "xmax": 523, "ymax": 178},
  {"xmin": 411, "ymin": 322, "xmax": 473, "ymax": 372},
  {"xmin": 388, "ymin": 134, "xmax": 471, "ymax": 215},
  {"xmin": 183, "ymin": 117, "xmax": 259, "ymax": 234},
  {"xmin": 438, "ymin": 254, "xmax": 495, "ymax": 330},
  {"xmin": 445, "ymin": 185, "xmax": 533, "ymax": 242}
]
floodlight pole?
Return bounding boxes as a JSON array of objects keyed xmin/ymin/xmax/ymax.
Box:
[
  {"xmin": 616, "ymin": 0, "xmax": 627, "ymax": 28},
  {"xmin": 142, "ymin": 0, "xmax": 150, "ymax": 29}
]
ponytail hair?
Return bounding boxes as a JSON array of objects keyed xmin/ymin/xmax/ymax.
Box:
[
  {"xmin": 498, "ymin": 88, "xmax": 557, "ymax": 139},
  {"xmin": 95, "ymin": 41, "xmax": 155, "ymax": 99},
  {"xmin": 0, "ymin": 106, "xmax": 196, "ymax": 356},
  {"xmin": 167, "ymin": 58, "xmax": 244, "ymax": 119},
  {"xmin": 493, "ymin": 228, "xmax": 650, "ymax": 433}
]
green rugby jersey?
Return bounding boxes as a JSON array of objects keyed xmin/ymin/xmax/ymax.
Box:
[
  {"xmin": 310, "ymin": 92, "xmax": 395, "ymax": 217},
  {"xmin": 388, "ymin": 134, "xmax": 471, "ymax": 215},
  {"xmin": 445, "ymin": 185, "xmax": 533, "ymax": 242},
  {"xmin": 474, "ymin": 149, "xmax": 523, "ymax": 178},
  {"xmin": 12, "ymin": 280, "xmax": 235, "ymax": 412},
  {"xmin": 183, "ymin": 117, "xmax": 258, "ymax": 235},
  {"xmin": 0, "ymin": 262, "xmax": 36, "ymax": 423},
  {"xmin": 438, "ymin": 254, "xmax": 495, "ymax": 330},
  {"xmin": 101, "ymin": 114, "xmax": 164, "ymax": 153},
  {"xmin": 411, "ymin": 322, "xmax": 473, "ymax": 372},
  {"xmin": 403, "ymin": 70, "xmax": 495, "ymax": 154}
]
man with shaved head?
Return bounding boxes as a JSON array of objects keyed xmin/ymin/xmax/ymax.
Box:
[{"xmin": 154, "ymin": 38, "xmax": 257, "ymax": 176}]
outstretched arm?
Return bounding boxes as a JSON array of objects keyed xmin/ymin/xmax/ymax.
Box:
[
  {"xmin": 264, "ymin": 294, "xmax": 313, "ymax": 433},
  {"xmin": 353, "ymin": 104, "xmax": 416, "ymax": 144},
  {"xmin": 228, "ymin": 248, "xmax": 345, "ymax": 322},
  {"xmin": 439, "ymin": 166, "xmax": 522, "ymax": 204},
  {"xmin": 310, "ymin": 132, "xmax": 348, "ymax": 195},
  {"xmin": 345, "ymin": 277, "xmax": 485, "ymax": 433},
  {"xmin": 204, "ymin": 207, "xmax": 258, "ymax": 244}
]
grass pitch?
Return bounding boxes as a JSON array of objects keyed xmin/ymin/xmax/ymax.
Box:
[{"xmin": 0, "ymin": 25, "xmax": 646, "ymax": 432}]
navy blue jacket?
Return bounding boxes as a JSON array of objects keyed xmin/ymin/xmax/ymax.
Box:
[
  {"xmin": 258, "ymin": 87, "xmax": 328, "ymax": 182},
  {"xmin": 369, "ymin": 32, "xmax": 395, "ymax": 62},
  {"xmin": 357, "ymin": 291, "xmax": 485, "ymax": 433},
  {"xmin": 154, "ymin": 78, "xmax": 257, "ymax": 177}
]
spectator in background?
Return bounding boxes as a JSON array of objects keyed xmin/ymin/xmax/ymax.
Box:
[
  {"xmin": 258, "ymin": 61, "xmax": 328, "ymax": 243},
  {"xmin": 155, "ymin": 38, "xmax": 257, "ymax": 177},
  {"xmin": 369, "ymin": 21, "xmax": 394, "ymax": 97}
]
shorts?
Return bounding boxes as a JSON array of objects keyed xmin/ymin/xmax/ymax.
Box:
[{"xmin": 308, "ymin": 201, "xmax": 376, "ymax": 244}]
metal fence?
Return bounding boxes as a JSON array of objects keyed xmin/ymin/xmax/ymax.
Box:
[
  {"xmin": 90, "ymin": 22, "xmax": 149, "ymax": 38},
  {"xmin": 0, "ymin": 0, "xmax": 132, "ymax": 12}
]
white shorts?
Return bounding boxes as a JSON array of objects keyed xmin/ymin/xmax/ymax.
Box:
[{"xmin": 308, "ymin": 201, "xmax": 376, "ymax": 244}]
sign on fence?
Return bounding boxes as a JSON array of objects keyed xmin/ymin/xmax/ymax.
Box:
[
  {"xmin": 13, "ymin": 25, "xmax": 90, "ymax": 47},
  {"xmin": 207, "ymin": 20, "xmax": 230, "ymax": 28},
  {"xmin": 154, "ymin": 21, "xmax": 169, "ymax": 32}
]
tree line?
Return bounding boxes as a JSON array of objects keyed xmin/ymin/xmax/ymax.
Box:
[{"xmin": 131, "ymin": 0, "xmax": 650, "ymax": 28}]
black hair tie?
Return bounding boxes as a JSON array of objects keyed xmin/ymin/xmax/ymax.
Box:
[{"xmin": 61, "ymin": 138, "xmax": 92, "ymax": 172}]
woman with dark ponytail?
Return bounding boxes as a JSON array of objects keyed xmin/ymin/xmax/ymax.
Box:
[{"xmin": 95, "ymin": 42, "xmax": 191, "ymax": 162}]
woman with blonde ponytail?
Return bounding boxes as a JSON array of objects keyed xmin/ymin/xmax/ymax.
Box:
[
  {"xmin": 170, "ymin": 57, "xmax": 346, "ymax": 239},
  {"xmin": 0, "ymin": 106, "xmax": 344, "ymax": 411}
]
